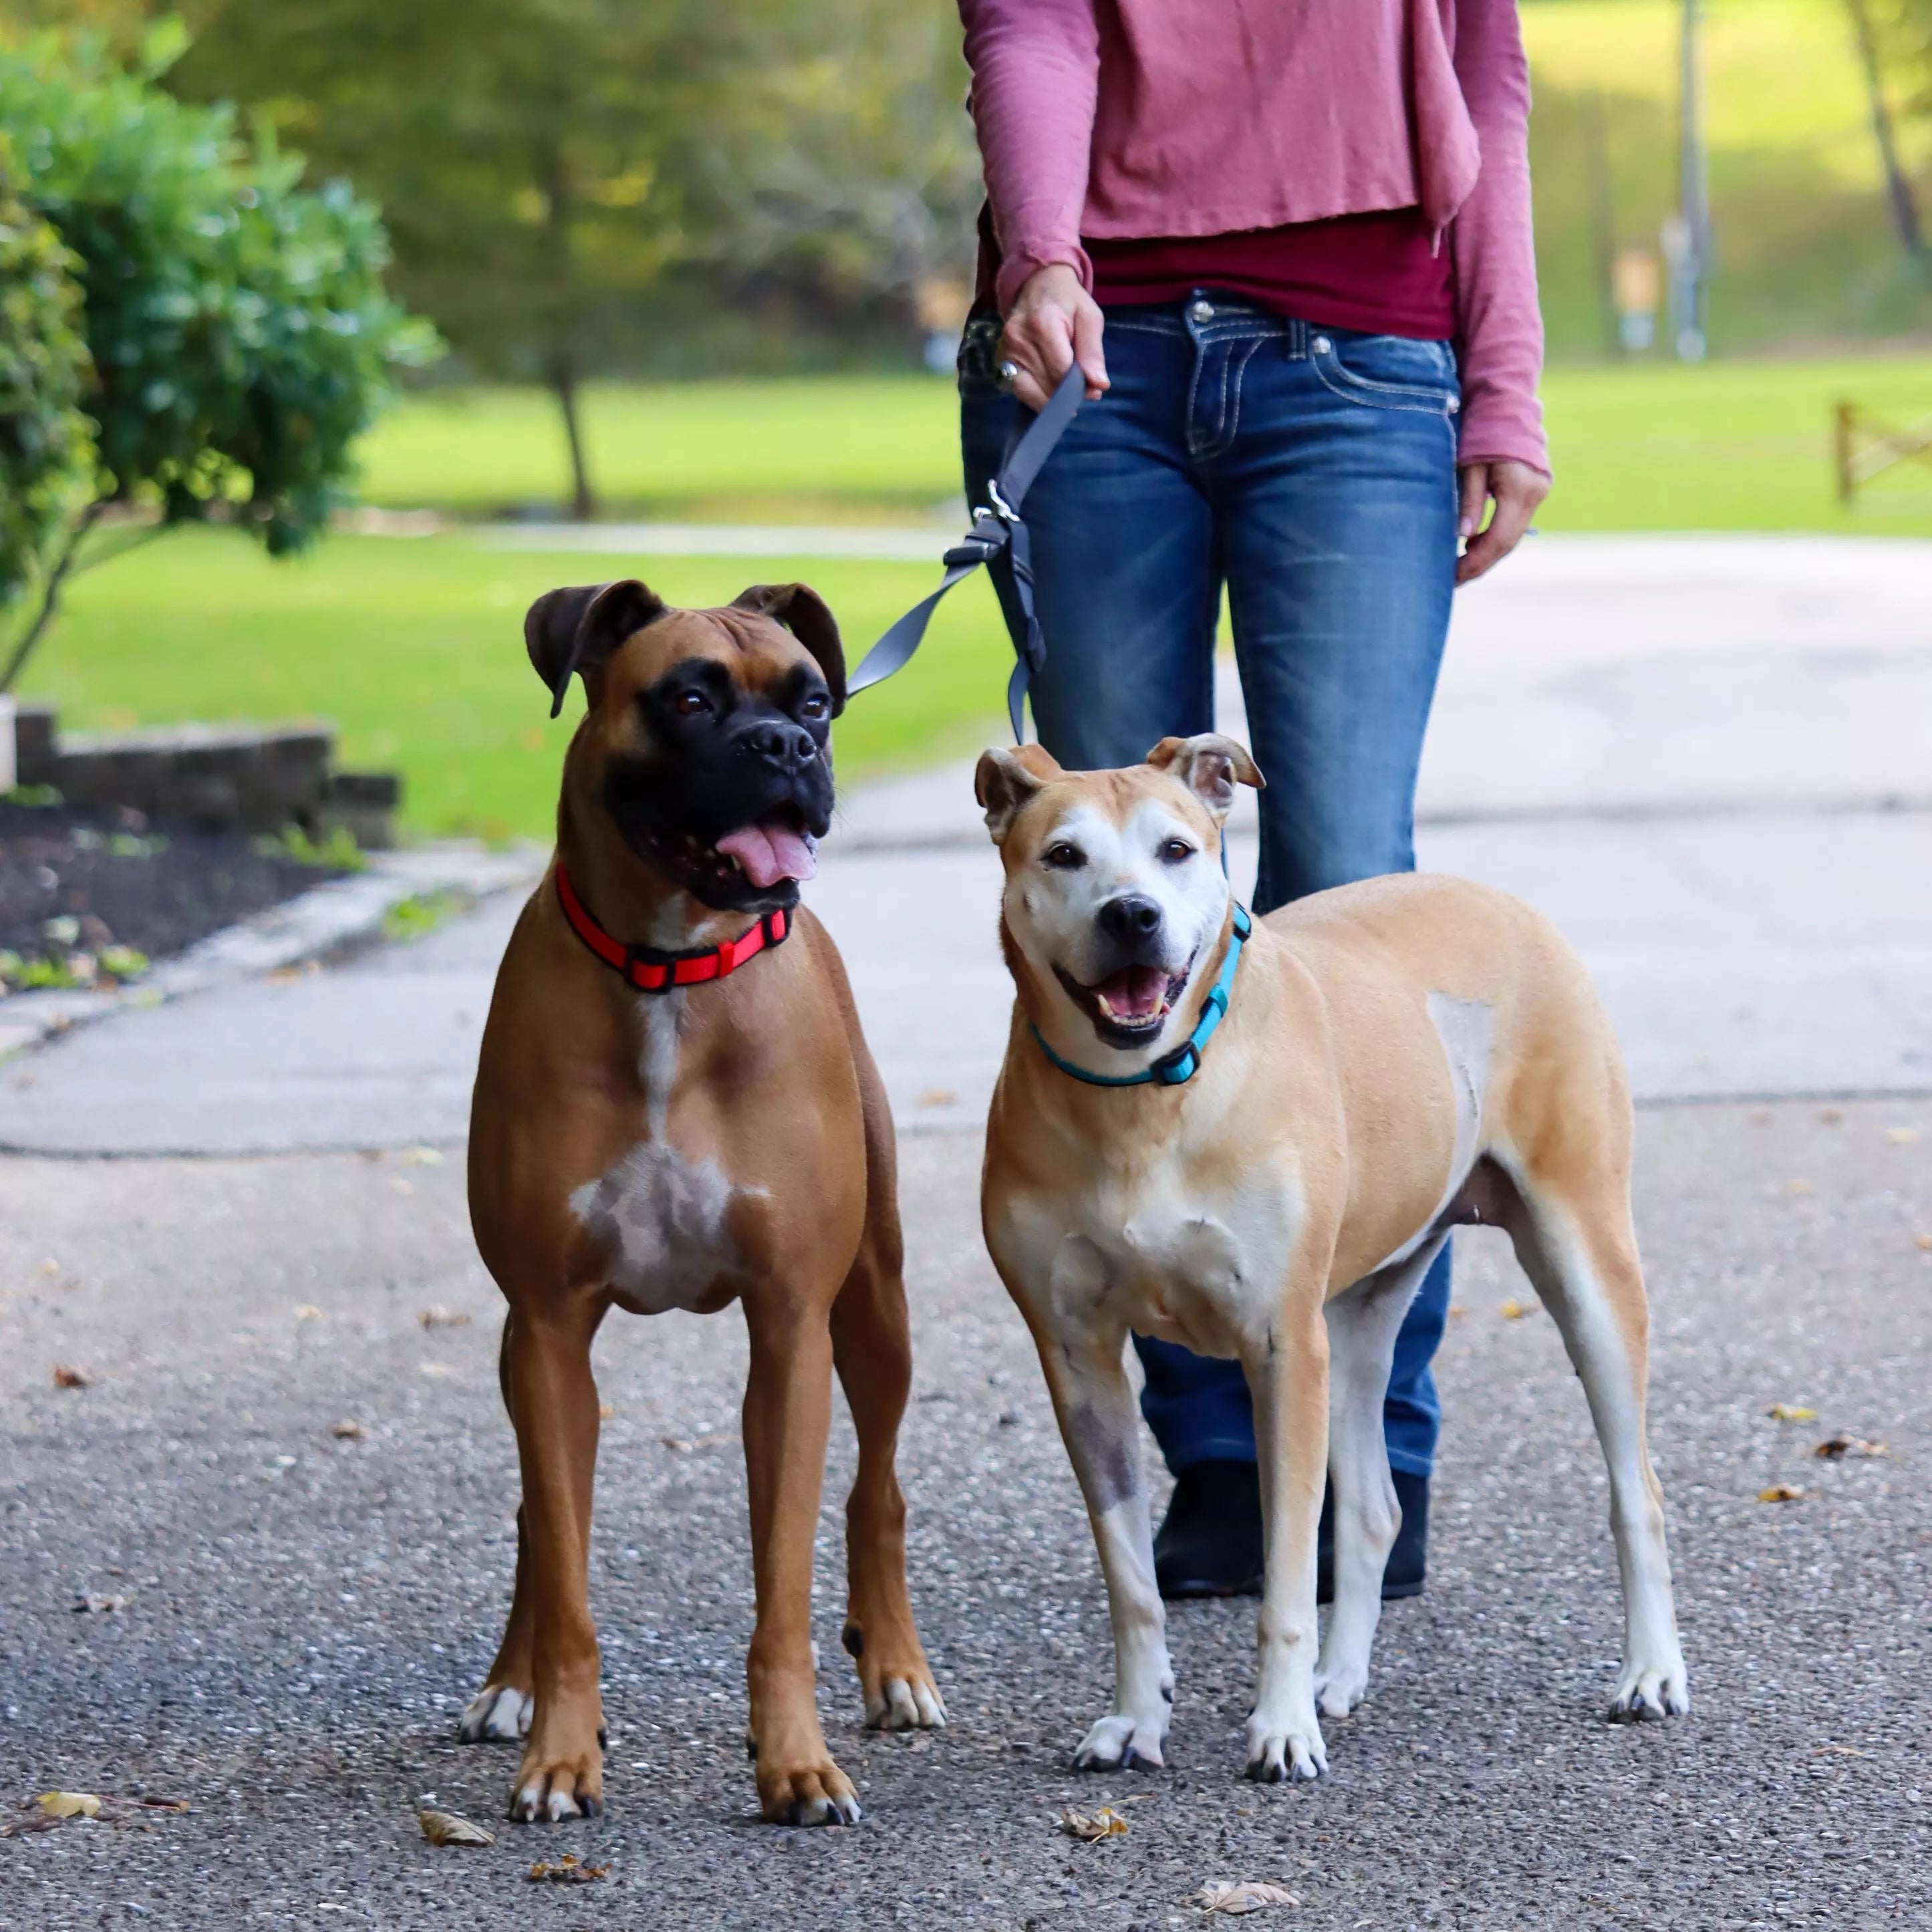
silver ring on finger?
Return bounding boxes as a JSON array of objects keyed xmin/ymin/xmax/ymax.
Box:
[{"xmin": 997, "ymin": 360, "xmax": 1020, "ymax": 388}]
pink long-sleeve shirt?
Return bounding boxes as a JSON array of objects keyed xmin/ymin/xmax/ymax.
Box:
[{"xmin": 958, "ymin": 0, "xmax": 1548, "ymax": 474}]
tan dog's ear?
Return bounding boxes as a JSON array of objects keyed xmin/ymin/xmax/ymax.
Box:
[
  {"xmin": 1146, "ymin": 733, "xmax": 1264, "ymax": 820},
  {"xmin": 974, "ymin": 743, "xmax": 1063, "ymax": 843},
  {"xmin": 732, "ymin": 583, "xmax": 846, "ymax": 716},
  {"xmin": 525, "ymin": 580, "xmax": 665, "ymax": 719}
]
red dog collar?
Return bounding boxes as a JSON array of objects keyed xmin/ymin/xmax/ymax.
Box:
[{"xmin": 555, "ymin": 861, "xmax": 790, "ymax": 994}]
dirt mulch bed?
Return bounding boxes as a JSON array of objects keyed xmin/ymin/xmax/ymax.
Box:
[{"xmin": 0, "ymin": 799, "xmax": 344, "ymax": 988}]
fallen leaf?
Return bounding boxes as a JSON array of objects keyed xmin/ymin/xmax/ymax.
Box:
[
  {"xmin": 916, "ymin": 1088, "xmax": 958, "ymax": 1108},
  {"xmin": 418, "ymin": 1807, "xmax": 494, "ymax": 1847},
  {"xmin": 332, "ymin": 1419, "xmax": 368, "ymax": 1440},
  {"xmin": 51, "ymin": 1363, "xmax": 94, "ymax": 1388},
  {"xmin": 39, "ymin": 1258, "xmax": 59, "ymax": 1276},
  {"xmin": 1747, "ymin": 1107, "xmax": 1773, "ymax": 1126},
  {"xmin": 1817, "ymin": 1107, "xmax": 1843, "ymax": 1125},
  {"xmin": 392, "ymin": 1178, "xmax": 415, "ymax": 1196},
  {"xmin": 1498, "ymin": 1299, "xmax": 1529, "ymax": 1320},
  {"xmin": 400, "ymin": 1145, "xmax": 444, "ymax": 1166},
  {"xmin": 1766, "ymin": 1403, "xmax": 1816, "ymax": 1422},
  {"xmin": 1447, "ymin": 1304, "xmax": 1467, "ymax": 1319},
  {"xmin": 1059, "ymin": 1806, "xmax": 1129, "ymax": 1842},
  {"xmin": 662, "ymin": 1431, "xmax": 729, "ymax": 1453},
  {"xmin": 1784, "ymin": 1178, "xmax": 1814, "ymax": 1197},
  {"xmin": 294, "ymin": 1304, "xmax": 324, "ymax": 1322},
  {"xmin": 38, "ymin": 1792, "xmax": 101, "ymax": 1819},
  {"xmin": 418, "ymin": 1361, "xmax": 454, "ymax": 1379},
  {"xmin": 72, "ymin": 1594, "xmax": 131, "ymax": 1614},
  {"xmin": 1917, "ymin": 1232, "xmax": 1932, "ymax": 1252},
  {"xmin": 527, "ymin": 1853, "xmax": 610, "ymax": 1884},
  {"xmin": 1810, "ymin": 1744, "xmax": 1869, "ymax": 1758},
  {"xmin": 1883, "ymin": 1125, "xmax": 1921, "ymax": 1145},
  {"xmin": 1758, "ymin": 1484, "xmax": 1806, "ymax": 1503},
  {"xmin": 416, "ymin": 1305, "xmax": 471, "ymax": 1329},
  {"xmin": 1814, "ymin": 1434, "xmax": 1887, "ymax": 1460},
  {"xmin": 598, "ymin": 1402, "xmax": 615, "ymax": 1420},
  {"xmin": 1189, "ymin": 1880, "xmax": 1302, "ymax": 1915}
]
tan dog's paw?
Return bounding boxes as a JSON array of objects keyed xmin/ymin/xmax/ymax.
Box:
[
  {"xmin": 845, "ymin": 1622, "xmax": 946, "ymax": 1732},
  {"xmin": 458, "ymin": 1682, "xmax": 533, "ymax": 1744},
  {"xmin": 509, "ymin": 1729, "xmax": 604, "ymax": 1822},
  {"xmin": 1072, "ymin": 1710, "xmax": 1167, "ymax": 1772},
  {"xmin": 1244, "ymin": 1699, "xmax": 1327, "ymax": 1784},
  {"xmin": 755, "ymin": 1757, "xmax": 861, "ymax": 1827},
  {"xmin": 1608, "ymin": 1650, "xmax": 1691, "ymax": 1723}
]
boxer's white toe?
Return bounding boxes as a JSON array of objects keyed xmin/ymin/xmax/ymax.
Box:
[
  {"xmin": 1609, "ymin": 1652, "xmax": 1691, "ymax": 1722},
  {"xmin": 1071, "ymin": 1709, "xmax": 1166, "ymax": 1772},
  {"xmin": 458, "ymin": 1683, "xmax": 533, "ymax": 1743}
]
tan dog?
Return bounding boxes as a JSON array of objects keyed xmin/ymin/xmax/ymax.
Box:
[
  {"xmin": 462, "ymin": 578, "xmax": 942, "ymax": 1826},
  {"xmin": 976, "ymin": 734, "xmax": 1687, "ymax": 1783}
]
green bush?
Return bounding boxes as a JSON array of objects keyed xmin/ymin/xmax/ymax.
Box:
[
  {"xmin": 0, "ymin": 129, "xmax": 94, "ymax": 619},
  {"xmin": 0, "ymin": 25, "xmax": 439, "ymax": 688}
]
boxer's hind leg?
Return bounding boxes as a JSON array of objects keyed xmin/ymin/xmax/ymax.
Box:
[
  {"xmin": 741, "ymin": 1290, "xmax": 860, "ymax": 1825},
  {"xmin": 501, "ymin": 1294, "xmax": 612, "ymax": 1820},
  {"xmin": 830, "ymin": 1078, "xmax": 944, "ymax": 1732},
  {"xmin": 1502, "ymin": 1157, "xmax": 1689, "ymax": 1722},
  {"xmin": 1315, "ymin": 1234, "xmax": 1447, "ymax": 1719},
  {"xmin": 459, "ymin": 1317, "xmax": 536, "ymax": 1744}
]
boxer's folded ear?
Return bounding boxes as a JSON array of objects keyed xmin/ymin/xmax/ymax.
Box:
[
  {"xmin": 1146, "ymin": 732, "xmax": 1264, "ymax": 819},
  {"xmin": 525, "ymin": 579, "xmax": 665, "ymax": 718},
  {"xmin": 732, "ymin": 583, "xmax": 847, "ymax": 716},
  {"xmin": 974, "ymin": 743, "xmax": 1062, "ymax": 842}
]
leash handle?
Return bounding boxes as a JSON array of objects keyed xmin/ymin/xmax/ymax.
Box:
[{"xmin": 845, "ymin": 362, "xmax": 1085, "ymax": 742}]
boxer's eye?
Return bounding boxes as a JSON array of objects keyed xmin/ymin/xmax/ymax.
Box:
[
  {"xmin": 672, "ymin": 688, "xmax": 711, "ymax": 717},
  {"xmin": 1157, "ymin": 837, "xmax": 1196, "ymax": 865},
  {"xmin": 1043, "ymin": 841, "xmax": 1085, "ymax": 871},
  {"xmin": 799, "ymin": 693, "xmax": 829, "ymax": 722}
]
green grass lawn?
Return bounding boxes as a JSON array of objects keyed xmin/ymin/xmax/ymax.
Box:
[
  {"xmin": 356, "ymin": 360, "xmax": 1932, "ymax": 532},
  {"xmin": 17, "ymin": 356, "xmax": 1932, "ymax": 843}
]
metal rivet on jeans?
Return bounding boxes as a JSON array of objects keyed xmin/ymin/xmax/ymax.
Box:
[
  {"xmin": 1310, "ymin": 334, "xmax": 1332, "ymax": 355},
  {"xmin": 1447, "ymin": 397, "xmax": 1461, "ymax": 413},
  {"xmin": 1188, "ymin": 299, "xmax": 1215, "ymax": 323}
]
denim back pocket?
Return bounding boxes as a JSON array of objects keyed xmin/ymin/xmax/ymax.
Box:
[{"xmin": 1308, "ymin": 331, "xmax": 1460, "ymax": 418}]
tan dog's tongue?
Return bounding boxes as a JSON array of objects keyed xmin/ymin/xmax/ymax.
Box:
[{"xmin": 716, "ymin": 817, "xmax": 818, "ymax": 889}]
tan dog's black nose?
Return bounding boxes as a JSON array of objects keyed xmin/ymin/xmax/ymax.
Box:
[{"xmin": 1098, "ymin": 894, "xmax": 1164, "ymax": 945}]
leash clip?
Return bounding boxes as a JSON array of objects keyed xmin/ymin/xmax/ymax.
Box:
[{"xmin": 984, "ymin": 476, "xmax": 1019, "ymax": 524}]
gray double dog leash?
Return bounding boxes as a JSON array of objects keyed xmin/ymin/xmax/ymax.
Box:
[{"xmin": 845, "ymin": 362, "xmax": 1087, "ymax": 740}]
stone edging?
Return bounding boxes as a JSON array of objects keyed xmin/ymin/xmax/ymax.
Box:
[{"xmin": 0, "ymin": 843, "xmax": 544, "ymax": 1063}]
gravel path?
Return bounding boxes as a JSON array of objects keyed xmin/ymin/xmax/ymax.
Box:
[{"xmin": 1, "ymin": 1099, "xmax": 1927, "ymax": 1929}]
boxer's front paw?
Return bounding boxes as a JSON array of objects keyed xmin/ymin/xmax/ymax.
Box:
[
  {"xmin": 1313, "ymin": 1657, "xmax": 1370, "ymax": 1719},
  {"xmin": 509, "ymin": 1707, "xmax": 605, "ymax": 1822},
  {"xmin": 1244, "ymin": 1702, "xmax": 1327, "ymax": 1784},
  {"xmin": 1608, "ymin": 1648, "xmax": 1691, "ymax": 1723},
  {"xmin": 755, "ymin": 1756, "xmax": 861, "ymax": 1826},
  {"xmin": 458, "ymin": 1681, "xmax": 533, "ymax": 1743},
  {"xmin": 845, "ymin": 1619, "xmax": 946, "ymax": 1732},
  {"xmin": 1071, "ymin": 1708, "xmax": 1167, "ymax": 1773}
]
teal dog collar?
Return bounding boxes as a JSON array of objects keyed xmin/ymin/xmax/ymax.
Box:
[{"xmin": 1030, "ymin": 904, "xmax": 1252, "ymax": 1089}]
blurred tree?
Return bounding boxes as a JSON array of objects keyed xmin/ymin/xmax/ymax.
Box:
[
  {"xmin": 0, "ymin": 130, "xmax": 95, "ymax": 632},
  {"xmin": 0, "ymin": 26, "xmax": 437, "ymax": 690},
  {"xmin": 1847, "ymin": 0, "xmax": 1927, "ymax": 257},
  {"xmin": 174, "ymin": 0, "xmax": 750, "ymax": 519}
]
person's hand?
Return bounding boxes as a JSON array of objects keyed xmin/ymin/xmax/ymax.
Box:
[
  {"xmin": 1456, "ymin": 460, "xmax": 1549, "ymax": 583},
  {"xmin": 999, "ymin": 263, "xmax": 1109, "ymax": 412}
]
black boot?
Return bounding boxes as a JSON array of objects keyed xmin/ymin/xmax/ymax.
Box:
[
  {"xmin": 1317, "ymin": 1470, "xmax": 1429, "ymax": 1604},
  {"xmin": 1152, "ymin": 1460, "xmax": 1264, "ymax": 1599}
]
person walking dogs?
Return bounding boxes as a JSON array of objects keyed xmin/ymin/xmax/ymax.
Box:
[{"xmin": 956, "ymin": 0, "xmax": 1552, "ymax": 1602}]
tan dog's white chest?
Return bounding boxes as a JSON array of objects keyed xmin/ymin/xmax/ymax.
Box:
[
  {"xmin": 569, "ymin": 992, "xmax": 761, "ymax": 1313},
  {"xmin": 1011, "ymin": 1155, "xmax": 1302, "ymax": 1361}
]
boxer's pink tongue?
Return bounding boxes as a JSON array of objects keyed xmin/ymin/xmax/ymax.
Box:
[
  {"xmin": 716, "ymin": 815, "xmax": 818, "ymax": 888},
  {"xmin": 1095, "ymin": 964, "xmax": 1167, "ymax": 1019}
]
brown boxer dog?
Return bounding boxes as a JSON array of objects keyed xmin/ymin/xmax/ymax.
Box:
[{"xmin": 461, "ymin": 578, "xmax": 943, "ymax": 1826}]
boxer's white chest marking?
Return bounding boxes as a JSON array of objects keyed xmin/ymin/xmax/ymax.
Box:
[
  {"xmin": 569, "ymin": 990, "xmax": 756, "ymax": 1313},
  {"xmin": 1369, "ymin": 991, "xmax": 1495, "ymax": 1274}
]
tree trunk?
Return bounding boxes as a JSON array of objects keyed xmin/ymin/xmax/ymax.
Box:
[
  {"xmin": 537, "ymin": 135, "xmax": 597, "ymax": 522},
  {"xmin": 0, "ymin": 499, "xmax": 104, "ymax": 696},
  {"xmin": 1846, "ymin": 0, "xmax": 1926, "ymax": 257},
  {"xmin": 549, "ymin": 352, "xmax": 595, "ymax": 523}
]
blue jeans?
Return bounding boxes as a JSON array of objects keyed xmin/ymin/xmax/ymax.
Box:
[{"xmin": 960, "ymin": 294, "xmax": 1458, "ymax": 1481}]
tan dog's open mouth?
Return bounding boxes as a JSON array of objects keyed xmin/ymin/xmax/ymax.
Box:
[{"xmin": 1055, "ymin": 956, "xmax": 1195, "ymax": 1047}]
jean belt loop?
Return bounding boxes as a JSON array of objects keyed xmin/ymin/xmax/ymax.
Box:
[{"xmin": 1288, "ymin": 317, "xmax": 1309, "ymax": 360}]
